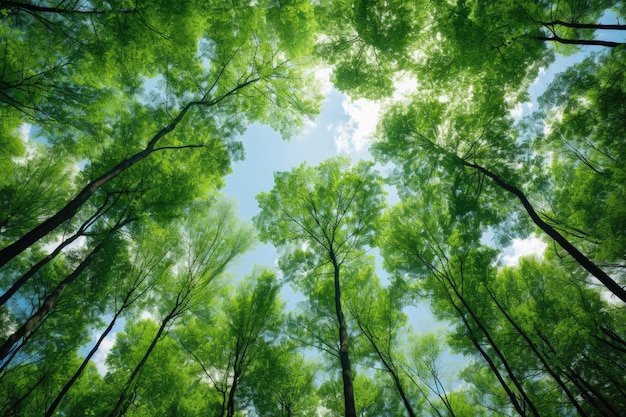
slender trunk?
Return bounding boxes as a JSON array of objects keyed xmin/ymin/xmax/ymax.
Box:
[
  {"xmin": 330, "ymin": 252, "xmax": 356, "ymax": 417},
  {"xmin": 0, "ymin": 143, "xmax": 159, "ymax": 269},
  {"xmin": 484, "ymin": 286, "xmax": 589, "ymax": 417},
  {"xmin": 0, "ymin": 193, "xmax": 113, "ymax": 308},
  {"xmin": 536, "ymin": 330, "xmax": 620, "ymax": 417},
  {"xmin": 354, "ymin": 319, "xmax": 417, "ymax": 417},
  {"xmin": 409, "ymin": 247, "xmax": 526, "ymax": 415},
  {"xmin": 463, "ymin": 160, "xmax": 626, "ymax": 303},
  {"xmin": 0, "ymin": 1, "xmax": 129, "ymax": 14},
  {"xmin": 442, "ymin": 282, "xmax": 526, "ymax": 416},
  {"xmin": 0, "ymin": 221, "xmax": 124, "ymax": 362},
  {"xmin": 226, "ymin": 370, "xmax": 239, "ymax": 417},
  {"xmin": 45, "ymin": 307, "xmax": 125, "ymax": 417},
  {"xmin": 543, "ymin": 21, "xmax": 626, "ymax": 31},
  {"xmin": 0, "ymin": 77, "xmax": 259, "ymax": 268},
  {"xmin": 0, "ymin": 368, "xmax": 50, "ymax": 415},
  {"xmin": 446, "ymin": 273, "xmax": 540, "ymax": 417},
  {"xmin": 533, "ymin": 35, "xmax": 622, "ymax": 48},
  {"xmin": 107, "ymin": 308, "xmax": 177, "ymax": 417}
]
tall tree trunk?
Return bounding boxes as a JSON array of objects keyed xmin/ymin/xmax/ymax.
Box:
[
  {"xmin": 441, "ymin": 281, "xmax": 527, "ymax": 416},
  {"xmin": 535, "ymin": 329, "xmax": 621, "ymax": 417},
  {"xmin": 533, "ymin": 35, "xmax": 622, "ymax": 48},
  {"xmin": 0, "ymin": 219, "xmax": 127, "ymax": 362},
  {"xmin": 226, "ymin": 370, "xmax": 239, "ymax": 417},
  {"xmin": 542, "ymin": 21, "xmax": 626, "ymax": 31},
  {"xmin": 484, "ymin": 286, "xmax": 589, "ymax": 417},
  {"xmin": 354, "ymin": 318, "xmax": 417, "ymax": 417},
  {"xmin": 412, "ymin": 246, "xmax": 532, "ymax": 416},
  {"xmin": 0, "ymin": 193, "xmax": 114, "ymax": 308},
  {"xmin": 107, "ymin": 307, "xmax": 178, "ymax": 417},
  {"xmin": 462, "ymin": 160, "xmax": 626, "ymax": 303},
  {"xmin": 445, "ymin": 270, "xmax": 541, "ymax": 417},
  {"xmin": 0, "ymin": 77, "xmax": 259, "ymax": 269},
  {"xmin": 0, "ymin": 1, "xmax": 135, "ymax": 14},
  {"xmin": 45, "ymin": 310, "xmax": 123, "ymax": 417},
  {"xmin": 330, "ymin": 252, "xmax": 356, "ymax": 417}
]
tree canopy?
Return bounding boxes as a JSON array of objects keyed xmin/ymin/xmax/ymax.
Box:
[{"xmin": 1, "ymin": 1, "xmax": 624, "ymax": 416}]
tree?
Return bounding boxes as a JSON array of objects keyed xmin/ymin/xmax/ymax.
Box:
[
  {"xmin": 346, "ymin": 264, "xmax": 421, "ymax": 417},
  {"xmin": 44, "ymin": 219, "xmax": 173, "ymax": 417},
  {"xmin": 246, "ymin": 343, "xmax": 320, "ymax": 417},
  {"xmin": 380, "ymin": 185, "xmax": 626, "ymax": 415},
  {"xmin": 106, "ymin": 198, "xmax": 254, "ymax": 417},
  {"xmin": 370, "ymin": 80, "xmax": 626, "ymax": 302},
  {"xmin": 177, "ymin": 268, "xmax": 285, "ymax": 417},
  {"xmin": 101, "ymin": 319, "xmax": 197, "ymax": 417},
  {"xmin": 254, "ymin": 157, "xmax": 386, "ymax": 417},
  {"xmin": 531, "ymin": 47, "xmax": 626, "ymax": 271}
]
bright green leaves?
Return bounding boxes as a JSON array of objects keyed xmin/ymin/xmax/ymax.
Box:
[
  {"xmin": 255, "ymin": 157, "xmax": 385, "ymax": 284},
  {"xmin": 314, "ymin": 0, "xmax": 425, "ymax": 98},
  {"xmin": 534, "ymin": 48, "xmax": 626, "ymax": 264},
  {"xmin": 0, "ymin": 0, "xmax": 324, "ymax": 272},
  {"xmin": 353, "ymin": 0, "xmax": 420, "ymax": 54},
  {"xmin": 255, "ymin": 158, "xmax": 385, "ymax": 417},
  {"xmin": 173, "ymin": 268, "xmax": 286, "ymax": 417},
  {"xmin": 267, "ymin": 0, "xmax": 319, "ymax": 56}
]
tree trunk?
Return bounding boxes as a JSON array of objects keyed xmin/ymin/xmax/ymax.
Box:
[
  {"xmin": 542, "ymin": 21, "xmax": 626, "ymax": 31},
  {"xmin": 354, "ymin": 318, "xmax": 417, "ymax": 417},
  {"xmin": 441, "ymin": 282, "xmax": 527, "ymax": 416},
  {"xmin": 0, "ymin": 1, "xmax": 116, "ymax": 14},
  {"xmin": 45, "ymin": 296, "xmax": 131, "ymax": 417},
  {"xmin": 330, "ymin": 252, "xmax": 357, "ymax": 417},
  {"xmin": 107, "ymin": 308, "xmax": 177, "ymax": 417},
  {"xmin": 463, "ymin": 160, "xmax": 626, "ymax": 303},
  {"xmin": 533, "ymin": 35, "xmax": 622, "ymax": 48},
  {"xmin": 226, "ymin": 370, "xmax": 239, "ymax": 417},
  {"xmin": 446, "ymin": 271, "xmax": 541, "ymax": 417},
  {"xmin": 0, "ymin": 77, "xmax": 259, "ymax": 269},
  {"xmin": 0, "ymin": 194, "xmax": 113, "ymax": 308},
  {"xmin": 484, "ymin": 286, "xmax": 589, "ymax": 417},
  {"xmin": 0, "ymin": 221, "xmax": 124, "ymax": 362}
]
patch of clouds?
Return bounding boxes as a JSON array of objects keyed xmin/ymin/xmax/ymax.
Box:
[
  {"xmin": 140, "ymin": 310, "xmax": 157, "ymax": 322},
  {"xmin": 312, "ymin": 65, "xmax": 333, "ymax": 98},
  {"xmin": 392, "ymin": 74, "xmax": 419, "ymax": 100},
  {"xmin": 18, "ymin": 123, "xmax": 31, "ymax": 142},
  {"xmin": 328, "ymin": 97, "xmax": 381, "ymax": 154},
  {"xmin": 92, "ymin": 333, "xmax": 116, "ymax": 375},
  {"xmin": 40, "ymin": 235, "xmax": 87, "ymax": 258},
  {"xmin": 500, "ymin": 233, "xmax": 547, "ymax": 266},
  {"xmin": 328, "ymin": 73, "xmax": 418, "ymax": 155},
  {"xmin": 510, "ymin": 101, "xmax": 534, "ymax": 119},
  {"xmin": 12, "ymin": 124, "xmax": 38, "ymax": 164}
]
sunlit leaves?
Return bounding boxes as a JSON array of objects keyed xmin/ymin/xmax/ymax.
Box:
[{"xmin": 255, "ymin": 157, "xmax": 386, "ymax": 286}]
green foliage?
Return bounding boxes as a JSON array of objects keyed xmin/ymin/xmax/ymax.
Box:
[
  {"xmin": 255, "ymin": 157, "xmax": 385, "ymax": 286},
  {"xmin": 534, "ymin": 48, "xmax": 626, "ymax": 264},
  {"xmin": 2, "ymin": 1, "xmax": 625, "ymax": 416}
]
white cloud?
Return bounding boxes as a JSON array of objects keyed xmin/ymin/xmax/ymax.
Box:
[
  {"xmin": 510, "ymin": 103, "xmax": 524, "ymax": 119},
  {"xmin": 501, "ymin": 233, "xmax": 547, "ymax": 266},
  {"xmin": 510, "ymin": 102, "xmax": 534, "ymax": 119},
  {"xmin": 40, "ymin": 235, "xmax": 87, "ymax": 258},
  {"xmin": 92, "ymin": 333, "xmax": 116, "ymax": 375},
  {"xmin": 18, "ymin": 123, "xmax": 31, "ymax": 142},
  {"xmin": 140, "ymin": 310, "xmax": 157, "ymax": 322},
  {"xmin": 12, "ymin": 123, "xmax": 38, "ymax": 164},
  {"xmin": 329, "ymin": 97, "xmax": 381, "ymax": 154},
  {"xmin": 328, "ymin": 72, "xmax": 418, "ymax": 155},
  {"xmin": 392, "ymin": 74, "xmax": 418, "ymax": 99},
  {"xmin": 312, "ymin": 65, "xmax": 333, "ymax": 98}
]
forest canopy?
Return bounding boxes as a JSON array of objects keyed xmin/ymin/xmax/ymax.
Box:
[{"xmin": 0, "ymin": 1, "xmax": 625, "ymax": 416}]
